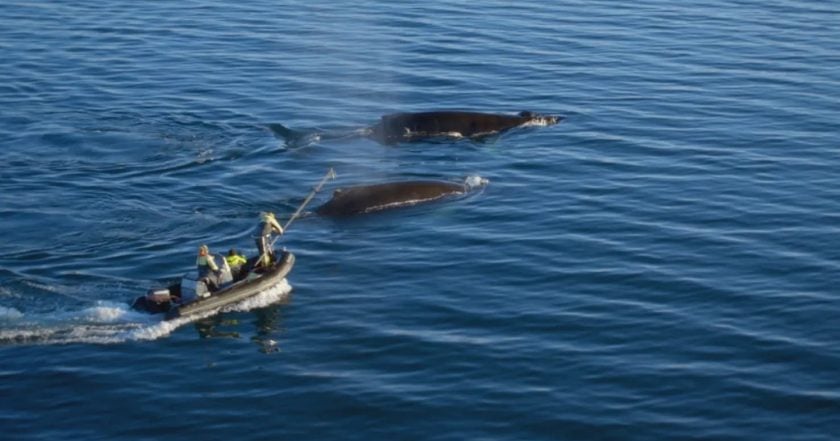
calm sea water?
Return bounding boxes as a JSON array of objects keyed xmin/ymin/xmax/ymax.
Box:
[{"xmin": 1, "ymin": 1, "xmax": 839, "ymax": 440}]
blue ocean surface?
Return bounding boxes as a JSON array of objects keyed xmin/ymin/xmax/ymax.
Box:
[{"xmin": 1, "ymin": 1, "xmax": 839, "ymax": 439}]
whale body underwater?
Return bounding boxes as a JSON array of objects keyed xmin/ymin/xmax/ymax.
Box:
[
  {"xmin": 315, "ymin": 178, "xmax": 488, "ymax": 216},
  {"xmin": 269, "ymin": 110, "xmax": 563, "ymax": 146}
]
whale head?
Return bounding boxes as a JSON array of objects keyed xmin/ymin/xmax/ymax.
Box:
[{"xmin": 518, "ymin": 111, "xmax": 563, "ymax": 126}]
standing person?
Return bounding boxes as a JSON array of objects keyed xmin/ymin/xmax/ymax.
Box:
[
  {"xmin": 254, "ymin": 212, "xmax": 284, "ymax": 267},
  {"xmin": 196, "ymin": 244, "xmax": 221, "ymax": 290}
]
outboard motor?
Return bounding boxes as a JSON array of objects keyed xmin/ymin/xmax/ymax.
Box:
[{"xmin": 131, "ymin": 288, "xmax": 174, "ymax": 314}]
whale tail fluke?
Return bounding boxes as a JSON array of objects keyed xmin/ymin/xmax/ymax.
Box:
[
  {"xmin": 268, "ymin": 123, "xmax": 371, "ymax": 148},
  {"xmin": 267, "ymin": 123, "xmax": 296, "ymax": 139},
  {"xmin": 267, "ymin": 123, "xmax": 322, "ymax": 148}
]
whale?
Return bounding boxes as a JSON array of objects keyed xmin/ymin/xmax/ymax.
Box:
[
  {"xmin": 268, "ymin": 110, "xmax": 562, "ymax": 147},
  {"xmin": 315, "ymin": 177, "xmax": 488, "ymax": 217},
  {"xmin": 369, "ymin": 111, "xmax": 563, "ymax": 145}
]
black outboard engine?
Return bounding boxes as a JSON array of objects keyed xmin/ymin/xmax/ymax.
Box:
[{"xmin": 131, "ymin": 288, "xmax": 174, "ymax": 314}]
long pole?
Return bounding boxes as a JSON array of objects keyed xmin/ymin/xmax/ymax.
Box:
[
  {"xmin": 266, "ymin": 168, "xmax": 336, "ymax": 253},
  {"xmin": 283, "ymin": 167, "xmax": 336, "ymax": 232},
  {"xmin": 256, "ymin": 168, "xmax": 335, "ymax": 267}
]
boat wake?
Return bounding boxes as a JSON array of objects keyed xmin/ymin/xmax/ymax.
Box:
[{"xmin": 0, "ymin": 279, "xmax": 292, "ymax": 345}]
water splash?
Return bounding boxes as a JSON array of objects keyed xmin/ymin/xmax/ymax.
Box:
[
  {"xmin": 464, "ymin": 175, "xmax": 490, "ymax": 189},
  {"xmin": 520, "ymin": 115, "xmax": 561, "ymax": 127},
  {"xmin": 0, "ymin": 280, "xmax": 292, "ymax": 345}
]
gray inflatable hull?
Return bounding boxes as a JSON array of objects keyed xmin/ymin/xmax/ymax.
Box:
[{"xmin": 164, "ymin": 251, "xmax": 295, "ymax": 320}]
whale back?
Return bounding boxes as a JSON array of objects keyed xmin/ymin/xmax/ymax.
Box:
[
  {"xmin": 316, "ymin": 180, "xmax": 468, "ymax": 216},
  {"xmin": 372, "ymin": 111, "xmax": 532, "ymax": 144}
]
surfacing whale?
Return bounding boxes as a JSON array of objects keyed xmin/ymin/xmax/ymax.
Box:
[
  {"xmin": 269, "ymin": 110, "xmax": 563, "ymax": 147},
  {"xmin": 315, "ymin": 176, "xmax": 488, "ymax": 216},
  {"xmin": 370, "ymin": 111, "xmax": 562, "ymax": 145}
]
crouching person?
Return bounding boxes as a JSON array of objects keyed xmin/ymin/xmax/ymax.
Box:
[{"xmin": 225, "ymin": 248, "xmax": 248, "ymax": 280}]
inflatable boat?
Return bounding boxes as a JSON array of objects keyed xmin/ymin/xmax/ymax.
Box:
[{"xmin": 131, "ymin": 250, "xmax": 295, "ymax": 321}]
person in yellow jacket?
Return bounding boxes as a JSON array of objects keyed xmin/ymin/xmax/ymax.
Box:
[
  {"xmin": 225, "ymin": 248, "xmax": 248, "ymax": 280},
  {"xmin": 253, "ymin": 212, "xmax": 284, "ymax": 267},
  {"xmin": 225, "ymin": 248, "xmax": 247, "ymax": 267}
]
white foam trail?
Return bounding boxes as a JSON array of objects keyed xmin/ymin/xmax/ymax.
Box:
[
  {"xmin": 0, "ymin": 279, "xmax": 293, "ymax": 345},
  {"xmin": 75, "ymin": 301, "xmax": 140, "ymax": 323},
  {"xmin": 126, "ymin": 279, "xmax": 293, "ymax": 342},
  {"xmin": 223, "ymin": 279, "xmax": 292, "ymax": 313},
  {"xmin": 0, "ymin": 306, "xmax": 23, "ymax": 321}
]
